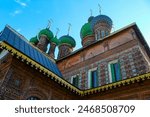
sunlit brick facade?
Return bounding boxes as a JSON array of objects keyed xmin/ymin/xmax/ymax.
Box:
[{"xmin": 0, "ymin": 13, "xmax": 150, "ymax": 100}]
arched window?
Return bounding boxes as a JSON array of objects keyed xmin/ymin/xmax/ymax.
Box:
[
  {"xmin": 101, "ymin": 30, "xmax": 105, "ymax": 38},
  {"xmin": 95, "ymin": 30, "xmax": 107, "ymax": 40},
  {"xmin": 97, "ymin": 30, "xmax": 101, "ymax": 40},
  {"xmin": 95, "ymin": 33, "xmax": 98, "ymax": 40},
  {"xmin": 27, "ymin": 96, "xmax": 40, "ymax": 100},
  {"xmin": 105, "ymin": 31, "xmax": 109, "ymax": 36}
]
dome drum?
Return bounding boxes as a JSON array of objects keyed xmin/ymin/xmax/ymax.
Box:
[
  {"xmin": 48, "ymin": 42, "xmax": 57, "ymax": 59},
  {"xmin": 36, "ymin": 28, "xmax": 54, "ymax": 52},
  {"xmin": 37, "ymin": 35, "xmax": 49, "ymax": 52},
  {"xmin": 48, "ymin": 36, "xmax": 59, "ymax": 59},
  {"xmin": 57, "ymin": 35, "xmax": 76, "ymax": 59},
  {"xmin": 82, "ymin": 35, "xmax": 95, "ymax": 47},
  {"xmin": 57, "ymin": 44, "xmax": 73, "ymax": 59}
]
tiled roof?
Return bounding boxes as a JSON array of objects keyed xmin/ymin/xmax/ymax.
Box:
[{"xmin": 0, "ymin": 25, "xmax": 62, "ymax": 77}]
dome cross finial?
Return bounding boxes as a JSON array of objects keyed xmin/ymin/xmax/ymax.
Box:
[
  {"xmin": 90, "ymin": 9, "xmax": 93, "ymax": 16},
  {"xmin": 55, "ymin": 28, "xmax": 60, "ymax": 36},
  {"xmin": 68, "ymin": 23, "xmax": 72, "ymax": 35},
  {"xmin": 98, "ymin": 4, "xmax": 101, "ymax": 15},
  {"xmin": 47, "ymin": 19, "xmax": 53, "ymax": 29}
]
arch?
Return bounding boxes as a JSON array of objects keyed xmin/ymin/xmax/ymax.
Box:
[{"xmin": 22, "ymin": 88, "xmax": 48, "ymax": 100}]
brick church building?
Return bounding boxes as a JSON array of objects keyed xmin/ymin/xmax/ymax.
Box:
[{"xmin": 0, "ymin": 12, "xmax": 150, "ymax": 100}]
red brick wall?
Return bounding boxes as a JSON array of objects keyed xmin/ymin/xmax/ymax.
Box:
[
  {"xmin": 57, "ymin": 27, "xmax": 150, "ymax": 90},
  {"xmin": 0, "ymin": 55, "xmax": 80, "ymax": 100}
]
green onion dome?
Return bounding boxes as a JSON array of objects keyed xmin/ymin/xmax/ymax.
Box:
[
  {"xmin": 51, "ymin": 36, "xmax": 59, "ymax": 45},
  {"xmin": 80, "ymin": 20, "xmax": 94, "ymax": 39},
  {"xmin": 80, "ymin": 23, "xmax": 93, "ymax": 39},
  {"xmin": 38, "ymin": 28, "xmax": 54, "ymax": 41},
  {"xmin": 59, "ymin": 35, "xmax": 76, "ymax": 48},
  {"xmin": 80, "ymin": 16, "xmax": 94, "ymax": 39},
  {"xmin": 29, "ymin": 36, "xmax": 39, "ymax": 45}
]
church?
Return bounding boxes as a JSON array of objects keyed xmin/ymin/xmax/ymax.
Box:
[{"xmin": 0, "ymin": 10, "xmax": 150, "ymax": 100}]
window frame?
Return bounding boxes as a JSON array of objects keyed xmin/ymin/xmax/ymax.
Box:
[
  {"xmin": 101, "ymin": 30, "xmax": 105, "ymax": 38},
  {"xmin": 88, "ymin": 67, "xmax": 98, "ymax": 89},
  {"xmin": 108, "ymin": 60, "xmax": 122, "ymax": 83},
  {"xmin": 71, "ymin": 74, "xmax": 80, "ymax": 88}
]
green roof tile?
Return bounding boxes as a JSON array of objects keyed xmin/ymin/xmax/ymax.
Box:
[
  {"xmin": 38, "ymin": 28, "xmax": 54, "ymax": 41},
  {"xmin": 59, "ymin": 35, "xmax": 76, "ymax": 47}
]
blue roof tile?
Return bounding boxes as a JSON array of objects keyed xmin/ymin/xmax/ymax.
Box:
[{"xmin": 0, "ymin": 25, "xmax": 62, "ymax": 77}]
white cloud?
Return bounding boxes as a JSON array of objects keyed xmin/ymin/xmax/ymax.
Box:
[
  {"xmin": 10, "ymin": 0, "xmax": 30, "ymax": 17},
  {"xmin": 10, "ymin": 10, "xmax": 22, "ymax": 16},
  {"xmin": 14, "ymin": 0, "xmax": 27, "ymax": 7}
]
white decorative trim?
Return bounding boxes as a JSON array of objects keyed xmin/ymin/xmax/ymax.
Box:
[
  {"xmin": 71, "ymin": 74, "xmax": 79, "ymax": 86},
  {"xmin": 108, "ymin": 59, "xmax": 118, "ymax": 83},
  {"xmin": 138, "ymin": 47, "xmax": 150, "ymax": 66},
  {"xmin": 88, "ymin": 67, "xmax": 97, "ymax": 89}
]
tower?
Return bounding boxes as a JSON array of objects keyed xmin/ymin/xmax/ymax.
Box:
[
  {"xmin": 57, "ymin": 35, "xmax": 76, "ymax": 59},
  {"xmin": 57, "ymin": 24, "xmax": 76, "ymax": 59},
  {"xmin": 80, "ymin": 16, "xmax": 95, "ymax": 47},
  {"xmin": 80, "ymin": 11, "xmax": 112, "ymax": 47},
  {"xmin": 90, "ymin": 14, "xmax": 113, "ymax": 40},
  {"xmin": 48, "ymin": 36, "xmax": 59, "ymax": 59},
  {"xmin": 37, "ymin": 28, "xmax": 54, "ymax": 52}
]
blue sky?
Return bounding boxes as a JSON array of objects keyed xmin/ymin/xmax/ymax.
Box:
[{"xmin": 0, "ymin": 0, "xmax": 150, "ymax": 51}]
